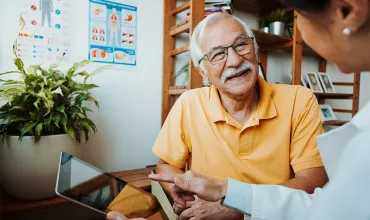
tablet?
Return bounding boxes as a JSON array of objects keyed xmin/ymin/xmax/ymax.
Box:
[{"xmin": 55, "ymin": 152, "xmax": 168, "ymax": 219}]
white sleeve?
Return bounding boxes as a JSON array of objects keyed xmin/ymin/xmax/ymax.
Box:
[
  {"xmin": 221, "ymin": 179, "xmax": 323, "ymax": 220},
  {"xmin": 250, "ymin": 184, "xmax": 322, "ymax": 220},
  {"xmin": 306, "ymin": 131, "xmax": 370, "ymax": 220}
]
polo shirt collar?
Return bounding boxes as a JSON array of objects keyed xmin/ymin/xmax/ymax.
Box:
[{"xmin": 208, "ymin": 76, "xmax": 277, "ymax": 123}]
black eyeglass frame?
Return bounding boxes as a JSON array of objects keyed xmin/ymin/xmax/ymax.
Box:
[{"xmin": 197, "ymin": 37, "xmax": 255, "ymax": 65}]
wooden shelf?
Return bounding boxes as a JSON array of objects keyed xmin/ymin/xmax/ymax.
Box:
[
  {"xmin": 170, "ymin": 2, "xmax": 190, "ymax": 15},
  {"xmin": 333, "ymin": 82, "xmax": 354, "ymax": 86},
  {"xmin": 323, "ymin": 120, "xmax": 349, "ymax": 126},
  {"xmin": 252, "ymin": 30, "xmax": 319, "ymax": 56},
  {"xmin": 1, "ymin": 167, "xmax": 155, "ymax": 215},
  {"xmin": 169, "ymin": 88, "xmax": 189, "ymax": 95},
  {"xmin": 232, "ymin": 0, "xmax": 288, "ymax": 16},
  {"xmin": 253, "ymin": 29, "xmax": 292, "ymax": 50},
  {"xmin": 170, "ymin": 21, "xmax": 190, "ymax": 36},
  {"xmin": 315, "ymin": 93, "xmax": 353, "ymax": 99},
  {"xmin": 332, "ymin": 108, "xmax": 352, "ymax": 114},
  {"xmin": 169, "ymin": 44, "xmax": 189, "ymax": 56}
]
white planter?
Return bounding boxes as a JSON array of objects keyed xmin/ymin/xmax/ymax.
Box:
[
  {"xmin": 260, "ymin": 27, "xmax": 269, "ymax": 33},
  {"xmin": 269, "ymin": 21, "xmax": 285, "ymax": 36},
  {"xmin": 0, "ymin": 134, "xmax": 84, "ymax": 200}
]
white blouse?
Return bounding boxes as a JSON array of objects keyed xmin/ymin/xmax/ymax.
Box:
[{"xmin": 222, "ymin": 101, "xmax": 370, "ymax": 220}]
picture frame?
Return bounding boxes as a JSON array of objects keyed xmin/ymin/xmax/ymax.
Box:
[
  {"xmin": 319, "ymin": 104, "xmax": 337, "ymax": 122},
  {"xmin": 287, "ymin": 25, "xmax": 294, "ymax": 39},
  {"xmin": 305, "ymin": 72, "xmax": 324, "ymax": 93},
  {"xmin": 289, "ymin": 71, "xmax": 308, "ymax": 88},
  {"xmin": 318, "ymin": 72, "xmax": 336, "ymax": 93},
  {"xmin": 258, "ymin": 63, "xmax": 267, "ymax": 81}
]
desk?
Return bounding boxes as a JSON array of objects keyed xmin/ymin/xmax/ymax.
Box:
[{"xmin": 0, "ymin": 166, "xmax": 155, "ymax": 219}]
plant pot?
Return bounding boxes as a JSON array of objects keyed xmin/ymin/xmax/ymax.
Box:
[
  {"xmin": 0, "ymin": 134, "xmax": 84, "ymax": 201},
  {"xmin": 260, "ymin": 27, "xmax": 269, "ymax": 33},
  {"xmin": 269, "ymin": 21, "xmax": 285, "ymax": 36}
]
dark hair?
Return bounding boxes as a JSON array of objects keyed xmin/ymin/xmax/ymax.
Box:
[{"xmin": 281, "ymin": 0, "xmax": 330, "ymax": 12}]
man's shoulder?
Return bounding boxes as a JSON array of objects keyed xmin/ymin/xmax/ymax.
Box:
[
  {"xmin": 269, "ymin": 83, "xmax": 315, "ymax": 104},
  {"xmin": 179, "ymin": 87, "xmax": 210, "ymax": 102}
]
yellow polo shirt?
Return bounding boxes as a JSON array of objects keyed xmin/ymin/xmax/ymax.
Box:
[{"xmin": 153, "ymin": 76, "xmax": 324, "ymax": 184}]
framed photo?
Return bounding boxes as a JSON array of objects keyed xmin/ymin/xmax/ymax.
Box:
[
  {"xmin": 305, "ymin": 72, "xmax": 323, "ymax": 93},
  {"xmin": 258, "ymin": 63, "xmax": 267, "ymax": 81},
  {"xmin": 289, "ymin": 71, "xmax": 307, "ymax": 87},
  {"xmin": 287, "ymin": 25, "xmax": 294, "ymax": 39},
  {"xmin": 320, "ymin": 104, "xmax": 337, "ymax": 122},
  {"xmin": 318, "ymin": 72, "xmax": 336, "ymax": 93}
]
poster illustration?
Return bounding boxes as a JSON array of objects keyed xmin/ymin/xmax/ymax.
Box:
[
  {"xmin": 89, "ymin": 0, "xmax": 137, "ymax": 66},
  {"xmin": 16, "ymin": 0, "xmax": 73, "ymax": 63}
]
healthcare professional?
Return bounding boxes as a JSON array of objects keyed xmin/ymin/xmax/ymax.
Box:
[{"xmin": 107, "ymin": 0, "xmax": 370, "ymax": 219}]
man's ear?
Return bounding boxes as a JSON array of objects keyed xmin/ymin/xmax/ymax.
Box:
[
  {"xmin": 333, "ymin": 0, "xmax": 369, "ymax": 34},
  {"xmin": 196, "ymin": 66, "xmax": 209, "ymax": 82}
]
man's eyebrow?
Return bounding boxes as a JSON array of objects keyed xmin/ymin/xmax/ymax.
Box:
[{"xmin": 207, "ymin": 34, "xmax": 248, "ymax": 51}]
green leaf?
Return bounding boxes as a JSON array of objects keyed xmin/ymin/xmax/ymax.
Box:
[
  {"xmin": 35, "ymin": 123, "xmax": 43, "ymax": 136},
  {"xmin": 79, "ymin": 120, "xmax": 93, "ymax": 143},
  {"xmin": 8, "ymin": 117, "xmax": 29, "ymax": 124},
  {"xmin": 61, "ymin": 114, "xmax": 67, "ymax": 130},
  {"xmin": 43, "ymin": 117, "xmax": 52, "ymax": 128},
  {"xmin": 0, "ymin": 70, "xmax": 21, "ymax": 76},
  {"xmin": 60, "ymin": 85, "xmax": 70, "ymax": 95},
  {"xmin": 14, "ymin": 58, "xmax": 26, "ymax": 75},
  {"xmin": 67, "ymin": 60, "xmax": 91, "ymax": 79},
  {"xmin": 26, "ymin": 88, "xmax": 36, "ymax": 96},
  {"xmin": 52, "ymin": 114, "xmax": 61, "ymax": 128},
  {"xmin": 5, "ymin": 88, "xmax": 24, "ymax": 94},
  {"xmin": 86, "ymin": 96, "xmax": 99, "ymax": 108},
  {"xmin": 36, "ymin": 92, "xmax": 54, "ymax": 111},
  {"xmin": 0, "ymin": 79, "xmax": 24, "ymax": 85},
  {"xmin": 9, "ymin": 106, "xmax": 24, "ymax": 111},
  {"xmin": 56, "ymin": 105, "xmax": 65, "ymax": 112},
  {"xmin": 19, "ymin": 121, "xmax": 37, "ymax": 141},
  {"xmin": 82, "ymin": 84, "xmax": 99, "ymax": 91},
  {"xmin": 33, "ymin": 98, "xmax": 40, "ymax": 110},
  {"xmin": 80, "ymin": 118, "xmax": 97, "ymax": 132},
  {"xmin": 65, "ymin": 125, "xmax": 76, "ymax": 140},
  {"xmin": 75, "ymin": 71, "xmax": 89, "ymax": 77},
  {"xmin": 29, "ymin": 112, "xmax": 39, "ymax": 121},
  {"xmin": 27, "ymin": 65, "xmax": 41, "ymax": 75}
]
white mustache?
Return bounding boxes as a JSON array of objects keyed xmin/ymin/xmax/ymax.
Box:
[{"xmin": 220, "ymin": 61, "xmax": 255, "ymax": 83}]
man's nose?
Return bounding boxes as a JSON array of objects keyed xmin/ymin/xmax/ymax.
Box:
[{"xmin": 225, "ymin": 47, "xmax": 244, "ymax": 68}]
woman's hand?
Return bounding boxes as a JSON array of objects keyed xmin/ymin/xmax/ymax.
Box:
[{"xmin": 149, "ymin": 170, "xmax": 228, "ymax": 206}]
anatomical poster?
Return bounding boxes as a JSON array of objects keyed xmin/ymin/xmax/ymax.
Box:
[
  {"xmin": 88, "ymin": 0, "xmax": 137, "ymax": 66},
  {"xmin": 16, "ymin": 0, "xmax": 74, "ymax": 63}
]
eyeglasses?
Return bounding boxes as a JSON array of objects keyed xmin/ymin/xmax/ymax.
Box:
[{"xmin": 198, "ymin": 37, "xmax": 255, "ymax": 65}]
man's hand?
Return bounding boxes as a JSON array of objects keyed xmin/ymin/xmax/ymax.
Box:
[
  {"xmin": 149, "ymin": 170, "xmax": 228, "ymax": 206},
  {"xmin": 178, "ymin": 197, "xmax": 243, "ymax": 220},
  {"xmin": 106, "ymin": 211, "xmax": 145, "ymax": 220}
]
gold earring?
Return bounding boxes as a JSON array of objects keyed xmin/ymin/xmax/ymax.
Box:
[{"xmin": 343, "ymin": 27, "xmax": 351, "ymax": 36}]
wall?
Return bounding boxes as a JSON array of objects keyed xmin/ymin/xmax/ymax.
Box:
[{"xmin": 0, "ymin": 0, "xmax": 164, "ymax": 172}]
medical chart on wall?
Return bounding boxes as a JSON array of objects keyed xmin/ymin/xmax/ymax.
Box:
[
  {"xmin": 16, "ymin": 0, "xmax": 74, "ymax": 64},
  {"xmin": 88, "ymin": 0, "xmax": 137, "ymax": 66}
]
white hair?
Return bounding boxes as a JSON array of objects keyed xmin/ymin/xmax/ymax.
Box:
[{"xmin": 190, "ymin": 13, "xmax": 259, "ymax": 72}]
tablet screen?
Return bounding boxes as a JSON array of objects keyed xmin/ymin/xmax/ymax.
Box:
[{"xmin": 56, "ymin": 152, "xmax": 168, "ymax": 219}]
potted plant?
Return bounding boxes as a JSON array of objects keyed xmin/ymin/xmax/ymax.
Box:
[
  {"xmin": 0, "ymin": 45, "xmax": 108, "ymax": 200},
  {"xmin": 259, "ymin": 17, "xmax": 270, "ymax": 33},
  {"xmin": 269, "ymin": 9, "xmax": 286, "ymax": 36},
  {"xmin": 175, "ymin": 62, "xmax": 211, "ymax": 86}
]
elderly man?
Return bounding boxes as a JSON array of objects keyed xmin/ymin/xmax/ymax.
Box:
[{"xmin": 152, "ymin": 14, "xmax": 328, "ymax": 219}]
